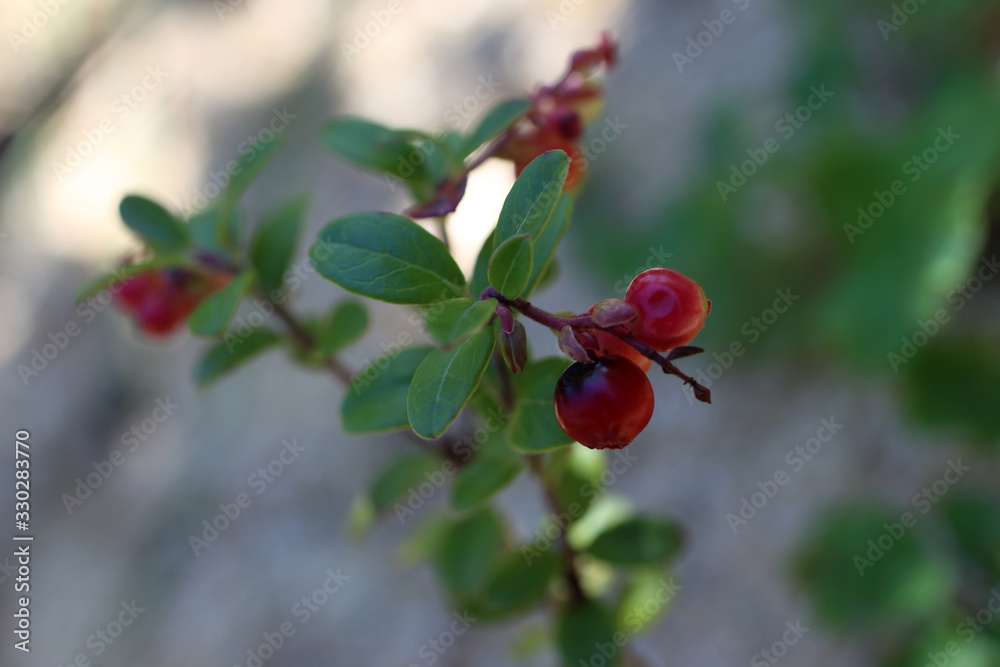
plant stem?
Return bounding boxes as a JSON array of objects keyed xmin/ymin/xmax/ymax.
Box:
[
  {"xmin": 526, "ymin": 455, "xmax": 586, "ymax": 604},
  {"xmin": 436, "ymin": 216, "xmax": 450, "ymax": 250},
  {"xmin": 481, "ymin": 288, "xmax": 711, "ymax": 403}
]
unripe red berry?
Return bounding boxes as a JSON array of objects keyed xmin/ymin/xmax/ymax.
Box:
[
  {"xmin": 625, "ymin": 268, "xmax": 708, "ymax": 351},
  {"xmin": 554, "ymin": 355, "xmax": 654, "ymax": 449},
  {"xmin": 117, "ymin": 273, "xmax": 161, "ymax": 307},
  {"xmin": 134, "ymin": 292, "xmax": 185, "ymax": 335}
]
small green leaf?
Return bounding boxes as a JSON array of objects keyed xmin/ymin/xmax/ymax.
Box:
[
  {"xmin": 451, "ymin": 450, "xmax": 523, "ymax": 514},
  {"xmin": 194, "ymin": 329, "xmax": 281, "ymax": 387},
  {"xmin": 251, "ymin": 195, "xmax": 309, "ymax": 290},
  {"xmin": 462, "ymin": 98, "xmax": 531, "ymax": 157},
  {"xmin": 494, "ymin": 150, "xmax": 569, "ymax": 248},
  {"xmin": 524, "ymin": 193, "xmax": 574, "ymax": 296},
  {"xmin": 342, "ymin": 346, "xmax": 434, "ymax": 434},
  {"xmin": 318, "ymin": 300, "xmax": 368, "ymax": 354},
  {"xmin": 617, "ymin": 570, "xmax": 679, "ymax": 636},
  {"xmin": 587, "ymin": 516, "xmax": 685, "ymax": 566},
  {"xmin": 435, "ymin": 508, "xmax": 505, "ymax": 598},
  {"xmin": 408, "ymin": 328, "xmax": 496, "ymax": 439},
  {"xmin": 484, "ymin": 548, "xmax": 558, "ymax": 612},
  {"xmin": 370, "ymin": 453, "xmax": 442, "ymax": 512},
  {"xmin": 311, "ymin": 213, "xmax": 466, "ymax": 304},
  {"xmin": 218, "ymin": 133, "xmax": 283, "ymax": 246},
  {"xmin": 424, "ymin": 298, "xmax": 497, "ymax": 344},
  {"xmin": 188, "ymin": 271, "xmax": 253, "ymax": 337},
  {"xmin": 120, "ymin": 195, "xmax": 188, "ymax": 249},
  {"xmin": 488, "ymin": 235, "xmax": 533, "ymax": 299},
  {"xmin": 557, "ymin": 599, "xmax": 620, "ymax": 667},
  {"xmin": 507, "ymin": 357, "xmax": 574, "ymax": 452}
]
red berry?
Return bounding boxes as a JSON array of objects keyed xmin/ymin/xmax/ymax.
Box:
[
  {"xmin": 589, "ymin": 329, "xmax": 652, "ymax": 372},
  {"xmin": 554, "ymin": 355, "xmax": 654, "ymax": 449},
  {"xmin": 116, "ymin": 273, "xmax": 161, "ymax": 307},
  {"xmin": 625, "ymin": 268, "xmax": 708, "ymax": 351},
  {"xmin": 134, "ymin": 291, "xmax": 184, "ymax": 335}
]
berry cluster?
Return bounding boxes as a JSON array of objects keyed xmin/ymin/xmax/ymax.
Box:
[
  {"xmin": 553, "ymin": 268, "xmax": 710, "ymax": 449},
  {"xmin": 115, "ymin": 267, "xmax": 230, "ymax": 335},
  {"xmin": 496, "ymin": 33, "xmax": 617, "ymax": 191}
]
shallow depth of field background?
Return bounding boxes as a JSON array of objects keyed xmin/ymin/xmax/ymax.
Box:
[{"xmin": 2, "ymin": 0, "xmax": 1000, "ymax": 665}]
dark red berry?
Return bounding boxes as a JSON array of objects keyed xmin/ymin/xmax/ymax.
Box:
[
  {"xmin": 554, "ymin": 355, "xmax": 654, "ymax": 449},
  {"xmin": 625, "ymin": 268, "xmax": 708, "ymax": 351}
]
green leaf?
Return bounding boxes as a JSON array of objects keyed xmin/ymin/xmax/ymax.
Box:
[
  {"xmin": 251, "ymin": 195, "xmax": 309, "ymax": 291},
  {"xmin": 424, "ymin": 298, "xmax": 497, "ymax": 344},
  {"xmin": 617, "ymin": 570, "xmax": 679, "ymax": 636},
  {"xmin": 557, "ymin": 599, "xmax": 621, "ymax": 667},
  {"xmin": 187, "ymin": 271, "xmax": 253, "ymax": 337},
  {"xmin": 587, "ymin": 516, "xmax": 685, "ymax": 566},
  {"xmin": 369, "ymin": 453, "xmax": 442, "ymax": 512},
  {"xmin": 451, "ymin": 449, "xmax": 523, "ymax": 514},
  {"xmin": 322, "ymin": 117, "xmax": 413, "ymax": 174},
  {"xmin": 194, "ymin": 329, "xmax": 281, "ymax": 387},
  {"xmin": 901, "ymin": 336, "xmax": 1000, "ymax": 447},
  {"xmin": 494, "ymin": 150, "xmax": 569, "ymax": 248},
  {"xmin": 311, "ymin": 213, "xmax": 466, "ymax": 304},
  {"xmin": 524, "ymin": 193, "xmax": 574, "ymax": 296},
  {"xmin": 551, "ymin": 448, "xmax": 610, "ymax": 521},
  {"xmin": 218, "ymin": 133, "xmax": 283, "ymax": 247},
  {"xmin": 484, "ymin": 548, "xmax": 558, "ymax": 612},
  {"xmin": 462, "ymin": 98, "xmax": 531, "ymax": 157},
  {"xmin": 488, "ymin": 234, "xmax": 533, "ymax": 299},
  {"xmin": 318, "ymin": 300, "xmax": 368, "ymax": 354},
  {"xmin": 507, "ymin": 357, "xmax": 574, "ymax": 452},
  {"xmin": 408, "ymin": 328, "xmax": 496, "ymax": 439},
  {"xmin": 794, "ymin": 504, "xmax": 956, "ymax": 628},
  {"xmin": 435, "ymin": 508, "xmax": 505, "ymax": 598},
  {"xmin": 470, "ymin": 232, "xmax": 495, "ymax": 299},
  {"xmin": 119, "ymin": 195, "xmax": 188, "ymax": 249},
  {"xmin": 342, "ymin": 346, "xmax": 434, "ymax": 434}
]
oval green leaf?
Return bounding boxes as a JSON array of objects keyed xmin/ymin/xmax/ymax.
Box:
[
  {"xmin": 435, "ymin": 508, "xmax": 505, "ymax": 598},
  {"xmin": 462, "ymin": 98, "xmax": 531, "ymax": 158},
  {"xmin": 507, "ymin": 357, "xmax": 574, "ymax": 453},
  {"xmin": 318, "ymin": 300, "xmax": 368, "ymax": 354},
  {"xmin": 311, "ymin": 213, "xmax": 465, "ymax": 304},
  {"xmin": 587, "ymin": 516, "xmax": 685, "ymax": 566},
  {"xmin": 557, "ymin": 599, "xmax": 620, "ymax": 667},
  {"xmin": 494, "ymin": 150, "xmax": 569, "ymax": 247},
  {"xmin": 484, "ymin": 548, "xmax": 558, "ymax": 612},
  {"xmin": 188, "ymin": 271, "xmax": 254, "ymax": 337},
  {"xmin": 195, "ymin": 329, "xmax": 281, "ymax": 387},
  {"xmin": 408, "ymin": 328, "xmax": 496, "ymax": 439},
  {"xmin": 424, "ymin": 297, "xmax": 497, "ymax": 344},
  {"xmin": 451, "ymin": 450, "xmax": 523, "ymax": 514},
  {"xmin": 251, "ymin": 194, "xmax": 309, "ymax": 290},
  {"xmin": 488, "ymin": 234, "xmax": 533, "ymax": 299},
  {"xmin": 119, "ymin": 195, "xmax": 188, "ymax": 249},
  {"xmin": 342, "ymin": 346, "xmax": 434, "ymax": 434},
  {"xmin": 370, "ymin": 453, "xmax": 442, "ymax": 512}
]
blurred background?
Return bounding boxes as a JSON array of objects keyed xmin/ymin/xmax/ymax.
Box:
[{"xmin": 2, "ymin": 0, "xmax": 1000, "ymax": 665}]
